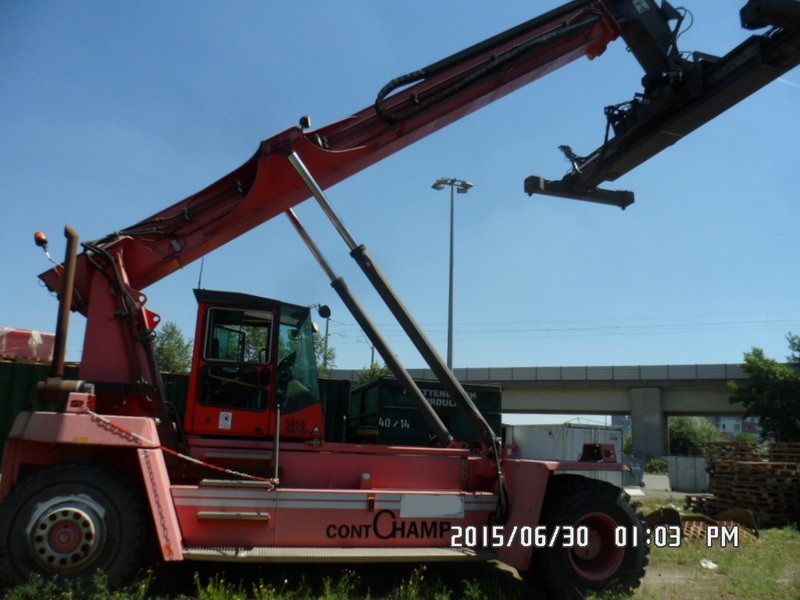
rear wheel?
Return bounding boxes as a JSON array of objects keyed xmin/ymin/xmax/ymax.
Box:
[
  {"xmin": 0, "ymin": 463, "xmax": 145, "ymax": 587},
  {"xmin": 524, "ymin": 475, "xmax": 648, "ymax": 599}
]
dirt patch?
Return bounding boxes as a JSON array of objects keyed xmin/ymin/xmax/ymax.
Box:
[{"xmin": 639, "ymin": 564, "xmax": 736, "ymax": 600}]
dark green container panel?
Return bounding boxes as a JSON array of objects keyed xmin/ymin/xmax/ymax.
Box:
[
  {"xmin": 348, "ymin": 377, "xmax": 501, "ymax": 445},
  {"xmin": 0, "ymin": 362, "xmax": 79, "ymax": 448},
  {"xmin": 319, "ymin": 377, "xmax": 352, "ymax": 443},
  {"xmin": 0, "ymin": 362, "xmax": 190, "ymax": 449},
  {"xmin": 161, "ymin": 372, "xmax": 190, "ymax": 415}
]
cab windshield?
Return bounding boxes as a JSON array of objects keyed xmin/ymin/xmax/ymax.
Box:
[{"xmin": 278, "ymin": 305, "xmax": 320, "ymax": 412}]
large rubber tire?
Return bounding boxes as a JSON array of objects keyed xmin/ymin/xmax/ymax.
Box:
[
  {"xmin": 0, "ymin": 463, "xmax": 146, "ymax": 587},
  {"xmin": 524, "ymin": 475, "xmax": 649, "ymax": 600}
]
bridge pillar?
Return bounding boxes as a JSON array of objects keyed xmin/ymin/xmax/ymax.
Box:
[{"xmin": 630, "ymin": 388, "xmax": 667, "ymax": 459}]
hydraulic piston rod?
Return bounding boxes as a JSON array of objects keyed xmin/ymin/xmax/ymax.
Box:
[
  {"xmin": 286, "ymin": 152, "xmax": 500, "ymax": 455},
  {"xmin": 284, "ymin": 209, "xmax": 454, "ymax": 447},
  {"xmin": 287, "ymin": 153, "xmax": 510, "ymax": 520}
]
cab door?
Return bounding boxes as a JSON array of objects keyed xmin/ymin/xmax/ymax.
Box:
[{"xmin": 187, "ymin": 304, "xmax": 277, "ymax": 436}]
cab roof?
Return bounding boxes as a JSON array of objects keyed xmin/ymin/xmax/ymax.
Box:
[{"xmin": 193, "ymin": 289, "xmax": 310, "ymax": 322}]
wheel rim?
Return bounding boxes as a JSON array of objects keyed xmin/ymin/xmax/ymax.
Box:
[
  {"xmin": 27, "ymin": 495, "xmax": 107, "ymax": 573},
  {"xmin": 568, "ymin": 512, "xmax": 625, "ymax": 582}
]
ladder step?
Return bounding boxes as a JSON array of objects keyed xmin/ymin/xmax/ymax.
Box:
[
  {"xmin": 198, "ymin": 479, "xmax": 274, "ymax": 489},
  {"xmin": 203, "ymin": 450, "xmax": 273, "ymax": 461},
  {"xmin": 197, "ymin": 511, "xmax": 271, "ymax": 521},
  {"xmin": 183, "ymin": 546, "xmax": 496, "ymax": 563}
]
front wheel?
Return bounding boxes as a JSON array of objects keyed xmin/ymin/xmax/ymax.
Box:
[
  {"xmin": 0, "ymin": 463, "xmax": 146, "ymax": 587},
  {"xmin": 524, "ymin": 475, "xmax": 649, "ymax": 599}
]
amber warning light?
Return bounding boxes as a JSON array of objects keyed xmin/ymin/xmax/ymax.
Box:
[{"xmin": 34, "ymin": 231, "xmax": 49, "ymax": 249}]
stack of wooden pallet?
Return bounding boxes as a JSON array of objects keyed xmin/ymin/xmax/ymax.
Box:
[
  {"xmin": 768, "ymin": 443, "xmax": 800, "ymax": 463},
  {"xmin": 686, "ymin": 442, "xmax": 800, "ymax": 527},
  {"xmin": 705, "ymin": 441, "xmax": 762, "ymax": 462}
]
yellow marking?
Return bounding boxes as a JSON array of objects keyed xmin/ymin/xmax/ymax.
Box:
[{"xmin": 73, "ymin": 436, "xmax": 89, "ymax": 444}]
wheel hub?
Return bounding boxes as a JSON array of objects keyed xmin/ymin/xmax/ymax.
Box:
[
  {"xmin": 572, "ymin": 526, "xmax": 603, "ymax": 561},
  {"xmin": 27, "ymin": 495, "xmax": 106, "ymax": 573},
  {"xmin": 568, "ymin": 512, "xmax": 625, "ymax": 583}
]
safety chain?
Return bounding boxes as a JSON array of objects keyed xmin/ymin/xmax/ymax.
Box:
[
  {"xmin": 141, "ymin": 449, "xmax": 173, "ymax": 559},
  {"xmin": 84, "ymin": 409, "xmax": 278, "ymax": 489}
]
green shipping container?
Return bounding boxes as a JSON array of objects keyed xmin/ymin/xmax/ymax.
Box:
[
  {"xmin": 348, "ymin": 377, "xmax": 502, "ymax": 446},
  {"xmin": 319, "ymin": 377, "xmax": 352, "ymax": 443}
]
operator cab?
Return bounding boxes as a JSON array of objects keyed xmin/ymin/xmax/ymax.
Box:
[{"xmin": 183, "ymin": 289, "xmax": 324, "ymax": 440}]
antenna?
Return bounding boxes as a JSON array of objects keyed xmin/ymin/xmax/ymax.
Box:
[{"xmin": 197, "ymin": 257, "xmax": 205, "ymax": 289}]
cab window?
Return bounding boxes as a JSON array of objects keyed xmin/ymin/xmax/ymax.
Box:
[
  {"xmin": 276, "ymin": 307, "xmax": 320, "ymax": 412},
  {"xmin": 205, "ymin": 308, "xmax": 273, "ymax": 364},
  {"xmin": 200, "ymin": 308, "xmax": 273, "ymax": 411}
]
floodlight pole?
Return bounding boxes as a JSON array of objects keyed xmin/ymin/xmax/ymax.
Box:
[
  {"xmin": 432, "ymin": 178, "xmax": 473, "ymax": 369},
  {"xmin": 447, "ymin": 183, "xmax": 455, "ymax": 369}
]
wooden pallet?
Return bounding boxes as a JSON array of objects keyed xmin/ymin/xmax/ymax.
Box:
[
  {"xmin": 769, "ymin": 443, "xmax": 800, "ymax": 462},
  {"xmin": 689, "ymin": 443, "xmax": 800, "ymax": 527}
]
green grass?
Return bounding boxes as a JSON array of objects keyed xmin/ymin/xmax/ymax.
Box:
[
  {"xmin": 646, "ymin": 526, "xmax": 800, "ymax": 600},
  {"xmin": 2, "ymin": 572, "xmax": 153, "ymax": 600},
  {"xmin": 0, "ymin": 566, "xmax": 521, "ymax": 600},
  {"xmin": 3, "ymin": 527, "xmax": 798, "ymax": 599}
]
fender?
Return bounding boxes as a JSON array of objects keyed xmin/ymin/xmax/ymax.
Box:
[
  {"xmin": 0, "ymin": 404, "xmax": 159, "ymax": 498},
  {"xmin": 495, "ymin": 459, "xmax": 551, "ymax": 570},
  {"xmin": 495, "ymin": 453, "xmax": 627, "ymax": 571}
]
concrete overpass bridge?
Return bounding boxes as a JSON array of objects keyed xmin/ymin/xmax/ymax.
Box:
[{"xmin": 330, "ymin": 364, "xmax": 749, "ymax": 458}]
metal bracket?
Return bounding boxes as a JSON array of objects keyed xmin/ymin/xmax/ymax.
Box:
[{"xmin": 524, "ymin": 175, "xmax": 635, "ymax": 209}]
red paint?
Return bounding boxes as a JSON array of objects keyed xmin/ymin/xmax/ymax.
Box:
[
  {"xmin": 496, "ymin": 459, "xmax": 551, "ymax": 570},
  {"xmin": 137, "ymin": 449, "xmax": 184, "ymax": 561},
  {"xmin": 48, "ymin": 521, "xmax": 82, "ymax": 554},
  {"xmin": 568, "ymin": 512, "xmax": 625, "ymax": 582}
]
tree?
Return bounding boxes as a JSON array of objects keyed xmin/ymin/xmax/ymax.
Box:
[
  {"xmin": 358, "ymin": 362, "xmax": 392, "ymax": 382},
  {"xmin": 668, "ymin": 416, "xmax": 723, "ymax": 455},
  {"xmin": 733, "ymin": 431, "xmax": 759, "ymax": 444},
  {"xmin": 729, "ymin": 333, "xmax": 800, "ymax": 442},
  {"xmin": 154, "ymin": 321, "xmax": 192, "ymax": 373},
  {"xmin": 314, "ymin": 333, "xmax": 336, "ymax": 378}
]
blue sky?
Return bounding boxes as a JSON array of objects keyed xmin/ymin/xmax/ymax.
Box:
[{"xmin": 2, "ymin": 1, "xmax": 798, "ymax": 373}]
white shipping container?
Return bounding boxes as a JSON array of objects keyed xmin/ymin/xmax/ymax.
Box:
[
  {"xmin": 505, "ymin": 423, "xmax": 627, "ymax": 487},
  {"xmin": 667, "ymin": 455, "xmax": 708, "ymax": 493}
]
